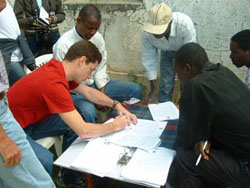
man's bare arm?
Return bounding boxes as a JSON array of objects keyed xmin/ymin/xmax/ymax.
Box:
[
  {"xmin": 59, "ymin": 110, "xmax": 128, "ymax": 139},
  {"xmin": 0, "ymin": 124, "xmax": 21, "ymax": 166}
]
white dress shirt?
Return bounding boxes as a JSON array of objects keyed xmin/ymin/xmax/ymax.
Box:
[
  {"xmin": 141, "ymin": 12, "xmax": 196, "ymax": 80},
  {"xmin": 53, "ymin": 26, "xmax": 110, "ymax": 89},
  {"xmin": 0, "ymin": 1, "xmax": 23, "ymax": 63}
]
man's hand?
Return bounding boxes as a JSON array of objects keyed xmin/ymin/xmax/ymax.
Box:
[
  {"xmin": 194, "ymin": 140, "xmax": 211, "ymax": 161},
  {"xmin": 46, "ymin": 17, "xmax": 54, "ymax": 24},
  {"xmin": 112, "ymin": 115, "xmax": 129, "ymax": 131},
  {"xmin": 0, "ymin": 135, "xmax": 21, "ymax": 166},
  {"xmin": 115, "ymin": 103, "xmax": 138, "ymax": 125},
  {"xmin": 27, "ymin": 63, "xmax": 37, "ymax": 71}
]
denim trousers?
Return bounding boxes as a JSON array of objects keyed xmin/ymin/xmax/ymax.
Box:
[
  {"xmin": 5, "ymin": 60, "xmax": 26, "ymax": 86},
  {"xmin": 26, "ymin": 31, "xmax": 60, "ymax": 57},
  {"xmin": 72, "ymin": 80, "xmax": 142, "ymax": 123},
  {"xmin": 24, "ymin": 114, "xmax": 78, "ymax": 176},
  {"xmin": 159, "ymin": 50, "xmax": 176, "ymax": 102},
  {"xmin": 0, "ymin": 97, "xmax": 55, "ymax": 188}
]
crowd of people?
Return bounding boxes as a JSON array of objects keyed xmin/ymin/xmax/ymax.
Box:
[{"xmin": 0, "ymin": 0, "xmax": 249, "ymax": 188}]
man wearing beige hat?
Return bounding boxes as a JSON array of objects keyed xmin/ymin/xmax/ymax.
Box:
[{"xmin": 142, "ymin": 2, "xmax": 196, "ymax": 103}]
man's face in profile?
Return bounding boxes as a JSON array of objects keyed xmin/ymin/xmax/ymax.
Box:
[{"xmin": 230, "ymin": 41, "xmax": 250, "ymax": 68}]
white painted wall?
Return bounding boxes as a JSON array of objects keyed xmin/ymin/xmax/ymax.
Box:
[
  {"xmin": 144, "ymin": 0, "xmax": 250, "ymax": 80},
  {"xmin": 9, "ymin": 0, "xmax": 250, "ymax": 82}
]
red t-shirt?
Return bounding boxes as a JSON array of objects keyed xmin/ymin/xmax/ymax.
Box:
[{"xmin": 7, "ymin": 59, "xmax": 79, "ymax": 128}]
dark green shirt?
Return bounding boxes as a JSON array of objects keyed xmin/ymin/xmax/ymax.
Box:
[{"xmin": 178, "ymin": 61, "xmax": 250, "ymax": 162}]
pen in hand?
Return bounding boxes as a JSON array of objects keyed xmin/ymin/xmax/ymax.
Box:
[{"xmin": 195, "ymin": 140, "xmax": 208, "ymax": 166}]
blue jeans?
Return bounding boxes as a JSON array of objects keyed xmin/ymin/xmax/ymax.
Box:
[
  {"xmin": 0, "ymin": 97, "xmax": 55, "ymax": 188},
  {"xmin": 5, "ymin": 60, "xmax": 26, "ymax": 86},
  {"xmin": 159, "ymin": 50, "xmax": 176, "ymax": 102},
  {"xmin": 24, "ymin": 114, "xmax": 78, "ymax": 176},
  {"xmin": 26, "ymin": 31, "xmax": 60, "ymax": 56},
  {"xmin": 72, "ymin": 80, "xmax": 142, "ymax": 123}
]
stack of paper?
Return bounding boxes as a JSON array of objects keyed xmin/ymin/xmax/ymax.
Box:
[
  {"xmin": 148, "ymin": 102, "xmax": 179, "ymax": 121},
  {"xmin": 102, "ymin": 119, "xmax": 167, "ymax": 151},
  {"xmin": 71, "ymin": 138, "xmax": 125, "ymax": 177},
  {"xmin": 121, "ymin": 147, "xmax": 176, "ymax": 187}
]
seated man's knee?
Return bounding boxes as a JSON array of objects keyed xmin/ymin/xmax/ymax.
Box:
[{"xmin": 76, "ymin": 101, "xmax": 97, "ymax": 123}]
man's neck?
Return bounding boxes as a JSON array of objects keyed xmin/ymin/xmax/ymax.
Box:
[{"xmin": 75, "ymin": 25, "xmax": 85, "ymax": 40}]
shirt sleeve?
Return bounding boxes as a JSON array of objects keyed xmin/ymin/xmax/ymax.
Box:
[
  {"xmin": 53, "ymin": 42, "xmax": 67, "ymax": 61},
  {"xmin": 42, "ymin": 83, "xmax": 75, "ymax": 114},
  {"xmin": 245, "ymin": 68, "xmax": 250, "ymax": 89},
  {"xmin": 182, "ymin": 16, "xmax": 196, "ymax": 44},
  {"xmin": 91, "ymin": 34, "xmax": 110, "ymax": 89},
  {"xmin": 177, "ymin": 82, "xmax": 214, "ymax": 147},
  {"xmin": 52, "ymin": 0, "xmax": 65, "ymax": 24},
  {"xmin": 141, "ymin": 30, "xmax": 159, "ymax": 80}
]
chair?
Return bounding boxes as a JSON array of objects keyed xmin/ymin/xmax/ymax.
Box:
[
  {"xmin": 27, "ymin": 54, "xmax": 63, "ymax": 156},
  {"xmin": 26, "ymin": 54, "xmax": 53, "ymax": 74}
]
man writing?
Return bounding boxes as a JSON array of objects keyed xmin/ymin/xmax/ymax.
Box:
[
  {"xmin": 53, "ymin": 4, "xmax": 142, "ymax": 123},
  {"xmin": 7, "ymin": 40, "xmax": 137, "ymax": 186},
  {"xmin": 169, "ymin": 42, "xmax": 250, "ymax": 187}
]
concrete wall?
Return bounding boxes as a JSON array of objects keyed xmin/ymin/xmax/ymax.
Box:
[
  {"xmin": 144, "ymin": 0, "xmax": 250, "ymax": 80},
  {"xmin": 9, "ymin": 0, "xmax": 250, "ymax": 90},
  {"xmin": 59, "ymin": 0, "xmax": 250, "ymax": 83}
]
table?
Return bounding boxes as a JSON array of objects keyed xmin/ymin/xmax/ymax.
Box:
[{"xmin": 54, "ymin": 105, "xmax": 178, "ymax": 188}]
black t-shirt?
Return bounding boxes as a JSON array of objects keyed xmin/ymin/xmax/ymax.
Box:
[{"xmin": 178, "ymin": 61, "xmax": 250, "ymax": 162}]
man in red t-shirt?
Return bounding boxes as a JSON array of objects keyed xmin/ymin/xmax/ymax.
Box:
[{"xmin": 7, "ymin": 40, "xmax": 137, "ymax": 186}]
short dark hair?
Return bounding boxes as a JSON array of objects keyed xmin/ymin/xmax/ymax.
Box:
[
  {"xmin": 231, "ymin": 30, "xmax": 250, "ymax": 51},
  {"xmin": 64, "ymin": 41, "xmax": 102, "ymax": 64},
  {"xmin": 78, "ymin": 4, "xmax": 101, "ymax": 22},
  {"xmin": 175, "ymin": 42, "xmax": 209, "ymax": 70}
]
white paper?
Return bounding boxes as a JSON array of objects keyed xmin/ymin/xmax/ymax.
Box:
[
  {"xmin": 102, "ymin": 119, "xmax": 167, "ymax": 151},
  {"xmin": 71, "ymin": 138, "xmax": 125, "ymax": 177},
  {"xmin": 124, "ymin": 97, "xmax": 141, "ymax": 105},
  {"xmin": 148, "ymin": 102, "xmax": 179, "ymax": 121},
  {"xmin": 39, "ymin": 7, "xmax": 49, "ymax": 25},
  {"xmin": 121, "ymin": 147, "xmax": 176, "ymax": 186}
]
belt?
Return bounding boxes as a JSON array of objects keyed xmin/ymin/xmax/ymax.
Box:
[{"xmin": 0, "ymin": 92, "xmax": 5, "ymax": 100}]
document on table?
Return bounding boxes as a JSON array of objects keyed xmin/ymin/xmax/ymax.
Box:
[
  {"xmin": 148, "ymin": 102, "xmax": 179, "ymax": 121},
  {"xmin": 70, "ymin": 138, "xmax": 125, "ymax": 177},
  {"xmin": 121, "ymin": 147, "xmax": 176, "ymax": 187},
  {"xmin": 102, "ymin": 119, "xmax": 167, "ymax": 151}
]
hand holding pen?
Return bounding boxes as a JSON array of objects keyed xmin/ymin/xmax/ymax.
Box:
[{"xmin": 194, "ymin": 140, "xmax": 210, "ymax": 166}]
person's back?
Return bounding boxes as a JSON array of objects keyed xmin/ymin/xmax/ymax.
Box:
[
  {"xmin": 179, "ymin": 61, "xmax": 250, "ymax": 161},
  {"xmin": 170, "ymin": 42, "xmax": 250, "ymax": 188}
]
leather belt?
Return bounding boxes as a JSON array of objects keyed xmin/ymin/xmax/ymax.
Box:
[{"xmin": 0, "ymin": 92, "xmax": 5, "ymax": 100}]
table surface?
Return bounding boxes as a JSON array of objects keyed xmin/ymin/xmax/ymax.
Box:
[{"xmin": 54, "ymin": 105, "xmax": 178, "ymax": 187}]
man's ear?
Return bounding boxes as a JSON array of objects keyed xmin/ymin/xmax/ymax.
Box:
[
  {"xmin": 184, "ymin": 63, "xmax": 192, "ymax": 73},
  {"xmin": 76, "ymin": 17, "xmax": 82, "ymax": 24},
  {"xmin": 78, "ymin": 56, "xmax": 87, "ymax": 66}
]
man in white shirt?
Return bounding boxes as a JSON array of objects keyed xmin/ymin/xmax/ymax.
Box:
[
  {"xmin": 230, "ymin": 30, "xmax": 250, "ymax": 89},
  {"xmin": 141, "ymin": 2, "xmax": 196, "ymax": 103},
  {"xmin": 0, "ymin": 0, "xmax": 36, "ymax": 85},
  {"xmin": 53, "ymin": 4, "xmax": 142, "ymax": 123}
]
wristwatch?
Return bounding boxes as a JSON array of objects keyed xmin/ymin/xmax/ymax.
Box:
[{"xmin": 112, "ymin": 100, "xmax": 120, "ymax": 109}]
